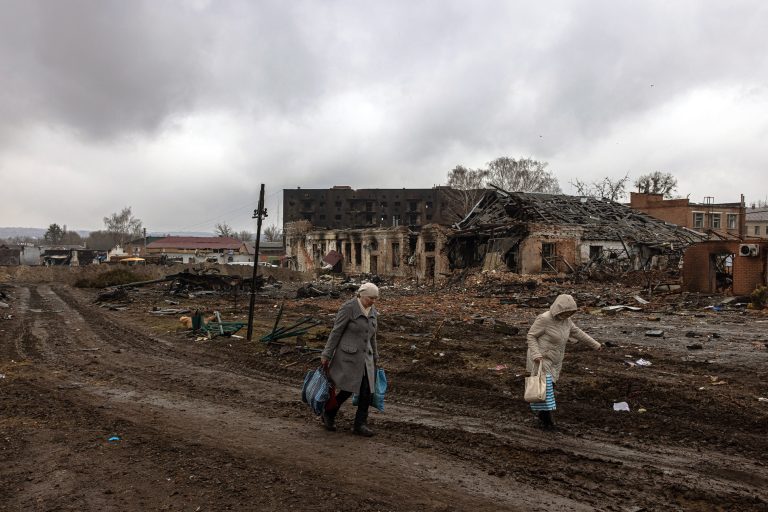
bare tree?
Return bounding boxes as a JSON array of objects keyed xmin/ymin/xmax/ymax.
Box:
[
  {"xmin": 442, "ymin": 165, "xmax": 490, "ymax": 222},
  {"xmin": 486, "ymin": 157, "xmax": 561, "ymax": 194},
  {"xmin": 634, "ymin": 171, "xmax": 677, "ymax": 198},
  {"xmin": 215, "ymin": 222, "xmax": 234, "ymax": 238},
  {"xmin": 86, "ymin": 230, "xmax": 120, "ymax": 250},
  {"xmin": 571, "ymin": 174, "xmax": 630, "ymax": 201},
  {"xmin": 60, "ymin": 230, "xmax": 83, "ymax": 245},
  {"xmin": 236, "ymin": 230, "xmax": 253, "ymax": 242},
  {"xmin": 103, "ymin": 207, "xmax": 143, "ymax": 246},
  {"xmin": 263, "ymin": 225, "xmax": 283, "ymax": 242}
]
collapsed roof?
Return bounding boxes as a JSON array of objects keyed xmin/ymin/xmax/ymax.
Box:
[{"xmin": 456, "ymin": 189, "xmax": 704, "ymax": 249}]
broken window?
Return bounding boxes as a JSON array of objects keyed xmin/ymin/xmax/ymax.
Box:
[
  {"xmin": 381, "ymin": 201, "xmax": 387, "ymax": 208},
  {"xmin": 727, "ymin": 214, "xmax": 737, "ymax": 229},
  {"xmin": 409, "ymin": 213, "xmax": 419, "ymax": 225},
  {"xmin": 409, "ymin": 201, "xmax": 418, "ymax": 211},
  {"xmin": 335, "ymin": 214, "xmax": 341, "ymax": 220},
  {"xmin": 366, "ymin": 202, "xmax": 373, "ymax": 212},
  {"xmin": 354, "ymin": 243, "xmax": 362, "ymax": 265},
  {"xmin": 693, "ymin": 212, "xmax": 704, "ymax": 228},
  {"xmin": 712, "ymin": 253, "xmax": 734, "ymax": 292},
  {"xmin": 302, "ymin": 213, "xmax": 313, "ymax": 221},
  {"xmin": 711, "ymin": 213, "xmax": 721, "ymax": 229},
  {"xmin": 425, "ymin": 241, "xmax": 436, "ymax": 252},
  {"xmin": 335, "ymin": 201, "xmax": 342, "ymax": 207},
  {"xmin": 426, "ymin": 256, "xmax": 435, "ymax": 279},
  {"xmin": 366, "ymin": 213, "xmax": 374, "ymax": 224},
  {"xmin": 589, "ymin": 245, "xmax": 603, "ymax": 261},
  {"xmin": 426, "ymin": 201, "xmax": 433, "ymax": 209},
  {"xmin": 426, "ymin": 214, "xmax": 433, "ymax": 221},
  {"xmin": 541, "ymin": 243, "xmax": 556, "ymax": 272},
  {"xmin": 370, "ymin": 239, "xmax": 378, "ymax": 250},
  {"xmin": 344, "ymin": 243, "xmax": 351, "ymax": 263},
  {"xmin": 302, "ymin": 200, "xmax": 312, "ymax": 210},
  {"xmin": 392, "ymin": 242, "xmax": 400, "ymax": 268}
]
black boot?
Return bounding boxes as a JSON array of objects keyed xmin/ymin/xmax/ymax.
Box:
[
  {"xmin": 352, "ymin": 374, "xmax": 374, "ymax": 437},
  {"xmin": 538, "ymin": 411, "xmax": 555, "ymax": 430},
  {"xmin": 353, "ymin": 423, "xmax": 375, "ymax": 437},
  {"xmin": 322, "ymin": 408, "xmax": 337, "ymax": 431}
]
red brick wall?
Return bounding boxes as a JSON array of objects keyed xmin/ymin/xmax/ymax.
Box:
[
  {"xmin": 683, "ymin": 241, "xmax": 767, "ymax": 294},
  {"xmin": 733, "ymin": 252, "xmax": 766, "ymax": 295},
  {"xmin": 630, "ymin": 193, "xmax": 744, "ymax": 236}
]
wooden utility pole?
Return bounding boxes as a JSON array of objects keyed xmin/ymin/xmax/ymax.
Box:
[{"xmin": 247, "ymin": 184, "xmax": 267, "ymax": 341}]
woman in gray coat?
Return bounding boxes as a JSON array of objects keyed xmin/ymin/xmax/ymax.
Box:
[
  {"xmin": 527, "ymin": 294, "xmax": 602, "ymax": 429},
  {"xmin": 320, "ymin": 282, "xmax": 380, "ymax": 437}
]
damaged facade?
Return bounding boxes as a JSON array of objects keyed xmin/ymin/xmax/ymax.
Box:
[
  {"xmin": 448, "ymin": 189, "xmax": 704, "ymax": 275},
  {"xmin": 0, "ymin": 244, "xmax": 41, "ymax": 266},
  {"xmin": 285, "ymin": 187, "xmax": 705, "ymax": 281},
  {"xmin": 283, "ymin": 186, "xmax": 454, "ymax": 229},
  {"xmin": 682, "ymin": 240, "xmax": 768, "ymax": 295},
  {"xmin": 284, "ymin": 221, "xmax": 451, "ymax": 281}
]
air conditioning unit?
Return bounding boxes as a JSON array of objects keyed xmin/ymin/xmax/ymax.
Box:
[{"xmin": 738, "ymin": 244, "xmax": 759, "ymax": 257}]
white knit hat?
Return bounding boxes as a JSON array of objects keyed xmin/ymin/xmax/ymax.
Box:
[{"xmin": 357, "ymin": 282, "xmax": 380, "ymax": 298}]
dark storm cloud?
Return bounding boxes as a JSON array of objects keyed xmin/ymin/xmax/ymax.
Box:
[
  {"xmin": 4, "ymin": 0, "xmax": 767, "ymax": 149},
  {"xmin": 0, "ymin": 0, "xmax": 329, "ymax": 141},
  {"xmin": 1, "ymin": 0, "xmax": 767, "ymax": 230}
]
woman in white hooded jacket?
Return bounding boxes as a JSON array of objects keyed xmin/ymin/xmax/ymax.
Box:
[{"xmin": 527, "ymin": 294, "xmax": 602, "ymax": 429}]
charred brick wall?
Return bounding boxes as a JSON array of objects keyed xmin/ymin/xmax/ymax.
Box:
[
  {"xmin": 518, "ymin": 224, "xmax": 584, "ymax": 274},
  {"xmin": 283, "ymin": 187, "xmax": 452, "ymax": 230},
  {"xmin": 683, "ymin": 241, "xmax": 768, "ymax": 295}
]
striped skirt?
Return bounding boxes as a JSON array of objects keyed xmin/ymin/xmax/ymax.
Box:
[{"xmin": 529, "ymin": 374, "xmax": 556, "ymax": 411}]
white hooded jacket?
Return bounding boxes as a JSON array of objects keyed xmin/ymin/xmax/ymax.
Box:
[{"xmin": 526, "ymin": 294, "xmax": 600, "ymax": 382}]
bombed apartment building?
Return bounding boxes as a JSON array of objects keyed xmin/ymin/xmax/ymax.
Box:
[
  {"xmin": 283, "ymin": 186, "xmax": 456, "ymax": 229},
  {"xmin": 284, "ymin": 220, "xmax": 450, "ymax": 281},
  {"xmin": 447, "ymin": 189, "xmax": 704, "ymax": 275}
]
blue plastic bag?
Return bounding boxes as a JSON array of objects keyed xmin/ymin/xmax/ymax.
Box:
[
  {"xmin": 352, "ymin": 368, "xmax": 388, "ymax": 412},
  {"xmin": 301, "ymin": 367, "xmax": 330, "ymax": 416}
]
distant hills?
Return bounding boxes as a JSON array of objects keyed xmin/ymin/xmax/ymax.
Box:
[{"xmin": 0, "ymin": 227, "xmax": 215, "ymax": 240}]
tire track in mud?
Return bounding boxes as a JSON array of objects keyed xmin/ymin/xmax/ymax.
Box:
[
  {"xmin": 9, "ymin": 285, "xmax": 594, "ymax": 511},
  {"xmin": 15, "ymin": 284, "xmax": 768, "ymax": 511}
]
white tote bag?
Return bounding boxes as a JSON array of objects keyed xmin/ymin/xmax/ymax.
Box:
[{"xmin": 524, "ymin": 363, "xmax": 547, "ymax": 403}]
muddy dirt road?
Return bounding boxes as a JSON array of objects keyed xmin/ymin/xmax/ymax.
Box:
[{"xmin": 1, "ymin": 283, "xmax": 767, "ymax": 511}]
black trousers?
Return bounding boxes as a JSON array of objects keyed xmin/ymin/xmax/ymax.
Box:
[{"xmin": 331, "ymin": 371, "xmax": 371, "ymax": 427}]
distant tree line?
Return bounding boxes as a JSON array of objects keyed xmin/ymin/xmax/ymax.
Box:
[{"xmin": 443, "ymin": 155, "xmax": 681, "ymax": 221}]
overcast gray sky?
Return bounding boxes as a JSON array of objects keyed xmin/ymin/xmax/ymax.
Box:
[{"xmin": 1, "ymin": 0, "xmax": 767, "ymax": 233}]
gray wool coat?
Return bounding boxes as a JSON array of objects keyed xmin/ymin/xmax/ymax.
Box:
[{"xmin": 321, "ymin": 298, "xmax": 379, "ymax": 393}]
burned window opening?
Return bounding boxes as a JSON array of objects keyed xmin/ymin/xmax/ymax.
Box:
[
  {"xmin": 392, "ymin": 242, "xmax": 400, "ymax": 268},
  {"xmin": 541, "ymin": 243, "xmax": 556, "ymax": 272}
]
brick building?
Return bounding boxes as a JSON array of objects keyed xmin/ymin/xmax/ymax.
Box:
[
  {"xmin": 449, "ymin": 190, "xmax": 702, "ymax": 275},
  {"xmin": 682, "ymin": 240, "xmax": 768, "ymax": 295},
  {"xmin": 629, "ymin": 192, "xmax": 745, "ymax": 238},
  {"xmin": 283, "ymin": 186, "xmax": 456, "ymax": 230},
  {"xmin": 284, "ymin": 222, "xmax": 450, "ymax": 281}
]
